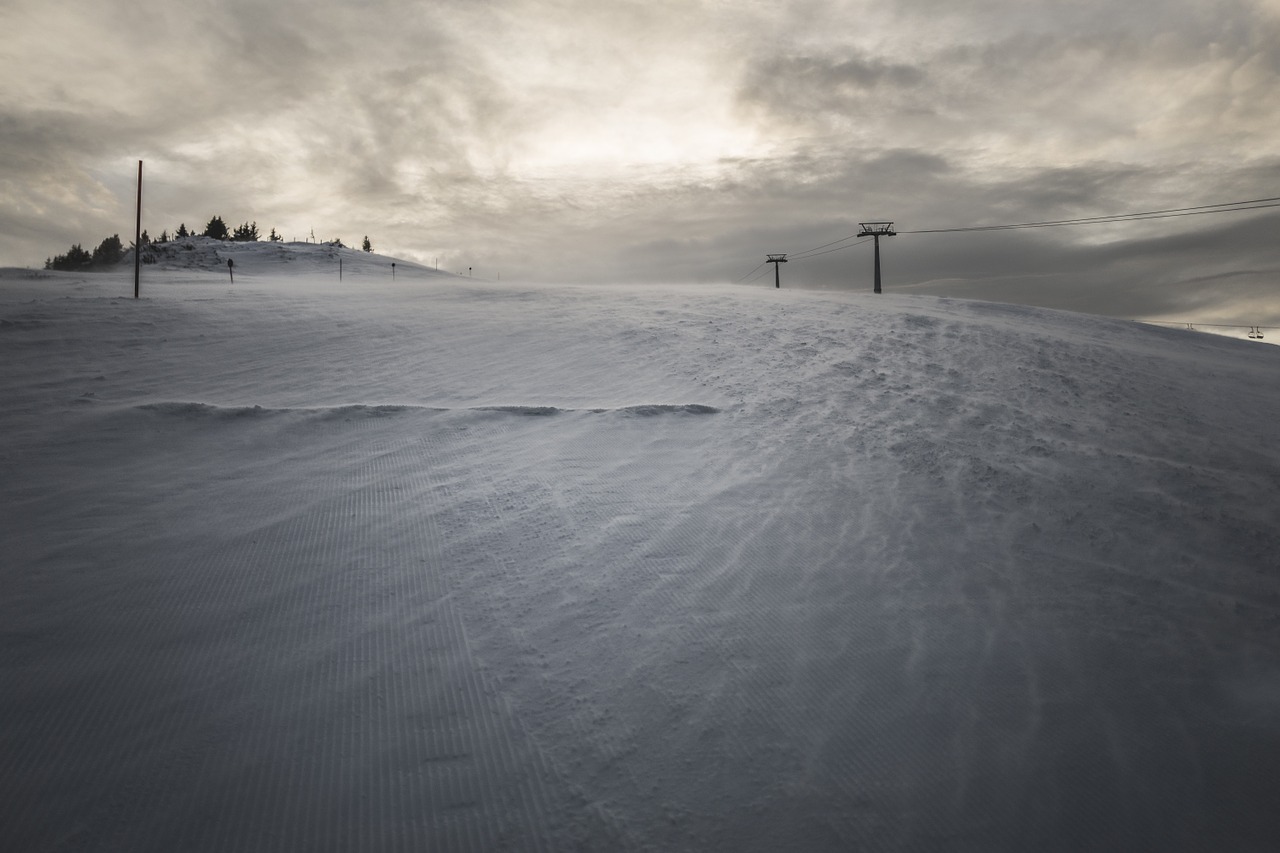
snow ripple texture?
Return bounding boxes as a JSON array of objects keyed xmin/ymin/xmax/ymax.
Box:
[
  {"xmin": 1, "ymin": 268, "xmax": 1279, "ymax": 852},
  {"xmin": 134, "ymin": 401, "xmax": 721, "ymax": 418}
]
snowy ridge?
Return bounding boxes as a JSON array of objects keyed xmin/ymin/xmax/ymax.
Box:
[
  {"xmin": 2, "ymin": 270, "xmax": 1279, "ymax": 851},
  {"xmin": 128, "ymin": 235, "xmax": 444, "ymax": 278},
  {"xmin": 131, "ymin": 401, "xmax": 721, "ymax": 418}
]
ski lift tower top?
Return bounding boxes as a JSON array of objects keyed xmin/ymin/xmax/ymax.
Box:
[
  {"xmin": 856, "ymin": 221, "xmax": 896, "ymax": 293},
  {"xmin": 857, "ymin": 221, "xmax": 896, "ymax": 238}
]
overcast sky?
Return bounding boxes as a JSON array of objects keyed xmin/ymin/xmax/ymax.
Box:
[{"xmin": 4, "ymin": 0, "xmax": 1279, "ymax": 322}]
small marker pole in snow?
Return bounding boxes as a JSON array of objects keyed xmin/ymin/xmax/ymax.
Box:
[
  {"xmin": 339, "ymin": 257, "xmax": 343, "ymax": 281},
  {"xmin": 767, "ymin": 253, "xmax": 788, "ymax": 288},
  {"xmin": 134, "ymin": 160, "xmax": 142, "ymax": 299},
  {"xmin": 391, "ymin": 262, "xmax": 396, "ymax": 280},
  {"xmin": 856, "ymin": 222, "xmax": 896, "ymax": 294},
  {"xmin": 227, "ymin": 258, "xmax": 234, "ymax": 283}
]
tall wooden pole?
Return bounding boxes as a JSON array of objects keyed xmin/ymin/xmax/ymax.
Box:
[{"xmin": 134, "ymin": 160, "xmax": 142, "ymax": 299}]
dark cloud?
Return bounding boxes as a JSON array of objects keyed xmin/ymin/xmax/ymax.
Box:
[{"xmin": 737, "ymin": 53, "xmax": 928, "ymax": 127}]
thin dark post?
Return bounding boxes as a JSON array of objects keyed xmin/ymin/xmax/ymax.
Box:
[
  {"xmin": 767, "ymin": 253, "xmax": 788, "ymax": 288},
  {"xmin": 873, "ymin": 235, "xmax": 882, "ymax": 294},
  {"xmin": 134, "ymin": 160, "xmax": 142, "ymax": 299},
  {"xmin": 392, "ymin": 262, "xmax": 396, "ymax": 279},
  {"xmin": 856, "ymin": 222, "xmax": 896, "ymax": 293},
  {"xmin": 227, "ymin": 258, "xmax": 234, "ymax": 283},
  {"xmin": 339, "ymin": 257, "xmax": 343, "ymax": 281}
]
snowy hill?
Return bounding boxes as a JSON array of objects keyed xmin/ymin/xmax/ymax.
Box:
[
  {"xmin": 128, "ymin": 234, "xmax": 448, "ymax": 279},
  {"xmin": 2, "ymin": 256, "xmax": 1278, "ymax": 852}
]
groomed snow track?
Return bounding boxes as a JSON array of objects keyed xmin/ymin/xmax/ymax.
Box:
[{"xmin": 2, "ymin": 268, "xmax": 1279, "ymax": 851}]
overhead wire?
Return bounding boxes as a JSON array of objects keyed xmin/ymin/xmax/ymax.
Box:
[
  {"xmin": 900, "ymin": 197, "xmax": 1280, "ymax": 234},
  {"xmin": 787, "ymin": 232, "xmax": 866, "ymax": 260},
  {"xmin": 790, "ymin": 237, "xmax": 874, "ymax": 260},
  {"xmin": 1139, "ymin": 320, "xmax": 1276, "ymax": 330},
  {"xmin": 734, "ymin": 260, "xmax": 769, "ymax": 283},
  {"xmin": 732, "ymin": 192, "xmax": 1280, "ymax": 285}
]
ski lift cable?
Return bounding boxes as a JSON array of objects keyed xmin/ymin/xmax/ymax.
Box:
[
  {"xmin": 733, "ymin": 237, "xmax": 872, "ymax": 284},
  {"xmin": 735, "ymin": 260, "xmax": 769, "ymax": 283},
  {"xmin": 901, "ymin": 198, "xmax": 1280, "ymax": 234},
  {"xmin": 733, "ymin": 192, "xmax": 1280, "ymax": 283},
  {"xmin": 1139, "ymin": 320, "xmax": 1277, "ymax": 331},
  {"xmin": 788, "ymin": 237, "xmax": 874, "ymax": 261},
  {"xmin": 777, "ymin": 195, "xmax": 1280, "ymax": 264},
  {"xmin": 787, "ymin": 232, "xmax": 866, "ymax": 259}
]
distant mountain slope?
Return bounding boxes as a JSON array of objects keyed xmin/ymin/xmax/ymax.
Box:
[{"xmin": 1, "ymin": 273, "xmax": 1278, "ymax": 851}]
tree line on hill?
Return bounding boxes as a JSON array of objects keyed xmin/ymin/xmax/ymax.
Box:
[{"xmin": 45, "ymin": 217, "xmax": 375, "ymax": 271}]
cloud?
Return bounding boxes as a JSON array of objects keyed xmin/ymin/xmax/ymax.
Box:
[
  {"xmin": 736, "ymin": 52, "xmax": 928, "ymax": 127},
  {"xmin": 2, "ymin": 0, "xmax": 1277, "ymax": 330}
]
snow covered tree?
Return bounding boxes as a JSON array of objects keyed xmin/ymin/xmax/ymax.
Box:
[
  {"xmin": 362, "ymin": 236, "xmax": 372, "ymax": 252},
  {"xmin": 203, "ymin": 216, "xmax": 229, "ymax": 240}
]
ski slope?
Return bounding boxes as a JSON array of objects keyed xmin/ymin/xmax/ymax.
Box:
[{"xmin": 2, "ymin": 244, "xmax": 1279, "ymax": 851}]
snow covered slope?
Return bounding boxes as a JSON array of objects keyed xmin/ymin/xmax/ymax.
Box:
[
  {"xmin": 129, "ymin": 235, "xmax": 447, "ymax": 278},
  {"xmin": 2, "ymin": 255, "xmax": 1278, "ymax": 852}
]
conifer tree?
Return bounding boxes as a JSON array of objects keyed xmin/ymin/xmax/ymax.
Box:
[
  {"xmin": 91, "ymin": 235, "xmax": 124, "ymax": 267},
  {"xmin": 232, "ymin": 221, "xmax": 259, "ymax": 242},
  {"xmin": 362, "ymin": 236, "xmax": 372, "ymax": 252},
  {"xmin": 46, "ymin": 243, "xmax": 92, "ymax": 271},
  {"xmin": 203, "ymin": 216, "xmax": 229, "ymax": 240}
]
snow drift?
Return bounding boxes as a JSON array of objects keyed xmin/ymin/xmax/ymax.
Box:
[{"xmin": 2, "ymin": 247, "xmax": 1278, "ymax": 852}]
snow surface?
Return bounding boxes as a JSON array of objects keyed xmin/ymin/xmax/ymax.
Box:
[{"xmin": 3, "ymin": 244, "xmax": 1279, "ymax": 852}]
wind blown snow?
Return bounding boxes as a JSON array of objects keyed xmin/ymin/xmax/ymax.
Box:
[{"xmin": 2, "ymin": 245, "xmax": 1278, "ymax": 851}]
